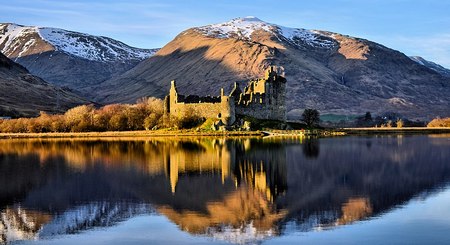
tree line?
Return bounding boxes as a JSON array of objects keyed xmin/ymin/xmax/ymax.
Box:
[
  {"xmin": 1, "ymin": 102, "xmax": 448, "ymax": 133},
  {"xmin": 0, "ymin": 98, "xmax": 201, "ymax": 133}
]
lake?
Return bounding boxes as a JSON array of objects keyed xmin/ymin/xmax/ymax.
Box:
[{"xmin": 1, "ymin": 135, "xmax": 450, "ymax": 244}]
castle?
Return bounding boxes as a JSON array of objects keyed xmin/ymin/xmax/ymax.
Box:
[{"xmin": 164, "ymin": 66, "xmax": 286, "ymax": 125}]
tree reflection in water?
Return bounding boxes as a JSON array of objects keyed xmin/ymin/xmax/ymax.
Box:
[
  {"xmin": 302, "ymin": 137, "xmax": 320, "ymax": 158},
  {"xmin": 0, "ymin": 135, "xmax": 450, "ymax": 244}
]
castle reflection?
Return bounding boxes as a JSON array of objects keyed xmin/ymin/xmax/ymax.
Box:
[{"xmin": 0, "ymin": 135, "xmax": 450, "ymax": 244}]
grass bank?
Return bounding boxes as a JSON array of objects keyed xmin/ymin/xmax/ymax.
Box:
[
  {"xmin": 0, "ymin": 129, "xmax": 264, "ymax": 139},
  {"xmin": 0, "ymin": 129, "xmax": 344, "ymax": 139},
  {"xmin": 341, "ymin": 127, "xmax": 450, "ymax": 135}
]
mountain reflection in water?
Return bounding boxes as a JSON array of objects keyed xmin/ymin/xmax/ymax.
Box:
[{"xmin": 0, "ymin": 135, "xmax": 450, "ymax": 244}]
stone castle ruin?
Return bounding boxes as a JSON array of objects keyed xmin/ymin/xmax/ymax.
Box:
[{"xmin": 164, "ymin": 66, "xmax": 286, "ymax": 125}]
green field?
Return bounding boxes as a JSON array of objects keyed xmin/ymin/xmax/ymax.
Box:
[{"xmin": 320, "ymin": 114, "xmax": 360, "ymax": 123}]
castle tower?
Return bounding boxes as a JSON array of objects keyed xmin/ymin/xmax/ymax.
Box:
[
  {"xmin": 267, "ymin": 67, "xmax": 286, "ymax": 121},
  {"xmin": 170, "ymin": 80, "xmax": 178, "ymax": 103},
  {"xmin": 234, "ymin": 66, "xmax": 286, "ymax": 121},
  {"xmin": 264, "ymin": 66, "xmax": 276, "ymax": 80},
  {"xmin": 220, "ymin": 94, "xmax": 236, "ymax": 125},
  {"xmin": 167, "ymin": 80, "xmax": 179, "ymax": 117}
]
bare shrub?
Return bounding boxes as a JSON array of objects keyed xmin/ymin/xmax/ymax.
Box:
[
  {"xmin": 144, "ymin": 113, "xmax": 161, "ymax": 130},
  {"xmin": 0, "ymin": 98, "xmax": 169, "ymax": 133},
  {"xmin": 427, "ymin": 117, "xmax": 450, "ymax": 127},
  {"xmin": 396, "ymin": 119, "xmax": 403, "ymax": 128},
  {"xmin": 64, "ymin": 105, "xmax": 95, "ymax": 132}
]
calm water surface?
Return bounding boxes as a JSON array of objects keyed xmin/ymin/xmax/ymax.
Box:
[{"xmin": 1, "ymin": 135, "xmax": 450, "ymax": 244}]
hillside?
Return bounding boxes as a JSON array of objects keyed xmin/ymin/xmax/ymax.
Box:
[
  {"xmin": 410, "ymin": 56, "xmax": 450, "ymax": 77},
  {"xmin": 0, "ymin": 52, "xmax": 88, "ymax": 117},
  {"xmin": 0, "ymin": 23, "xmax": 158, "ymax": 98},
  {"xmin": 95, "ymin": 17, "xmax": 450, "ymax": 120}
]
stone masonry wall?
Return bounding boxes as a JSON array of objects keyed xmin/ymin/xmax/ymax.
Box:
[
  {"xmin": 235, "ymin": 67, "xmax": 286, "ymax": 121},
  {"xmin": 169, "ymin": 97, "xmax": 235, "ymax": 125}
]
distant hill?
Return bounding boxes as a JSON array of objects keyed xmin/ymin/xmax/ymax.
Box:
[
  {"xmin": 95, "ymin": 17, "xmax": 450, "ymax": 120},
  {"xmin": 0, "ymin": 23, "xmax": 158, "ymax": 98},
  {"xmin": 0, "ymin": 52, "xmax": 88, "ymax": 117},
  {"xmin": 409, "ymin": 56, "xmax": 450, "ymax": 77}
]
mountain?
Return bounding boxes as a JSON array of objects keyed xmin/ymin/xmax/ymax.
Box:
[
  {"xmin": 410, "ymin": 56, "xmax": 450, "ymax": 77},
  {"xmin": 94, "ymin": 17, "xmax": 450, "ymax": 120},
  {"xmin": 0, "ymin": 23, "xmax": 158, "ymax": 98},
  {"xmin": 0, "ymin": 52, "xmax": 88, "ymax": 117}
]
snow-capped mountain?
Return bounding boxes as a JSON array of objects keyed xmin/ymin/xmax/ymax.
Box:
[
  {"xmin": 0, "ymin": 23, "xmax": 156, "ymax": 62},
  {"xmin": 196, "ymin": 16, "xmax": 335, "ymax": 48},
  {"xmin": 410, "ymin": 56, "xmax": 450, "ymax": 77},
  {"xmin": 0, "ymin": 23, "xmax": 159, "ymax": 98},
  {"xmin": 96, "ymin": 17, "xmax": 450, "ymax": 120}
]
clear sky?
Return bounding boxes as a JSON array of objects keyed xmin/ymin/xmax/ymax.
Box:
[{"xmin": 1, "ymin": 0, "xmax": 450, "ymax": 68}]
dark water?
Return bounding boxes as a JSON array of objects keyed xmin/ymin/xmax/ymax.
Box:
[{"xmin": 1, "ymin": 135, "xmax": 450, "ymax": 244}]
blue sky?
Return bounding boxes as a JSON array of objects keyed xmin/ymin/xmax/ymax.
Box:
[{"xmin": 1, "ymin": 0, "xmax": 450, "ymax": 68}]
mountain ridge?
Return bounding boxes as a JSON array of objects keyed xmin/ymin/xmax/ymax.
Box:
[
  {"xmin": 409, "ymin": 56, "xmax": 450, "ymax": 77},
  {"xmin": 0, "ymin": 23, "xmax": 159, "ymax": 97},
  {"xmin": 94, "ymin": 17, "xmax": 450, "ymax": 120},
  {"xmin": 0, "ymin": 23, "xmax": 157, "ymax": 62}
]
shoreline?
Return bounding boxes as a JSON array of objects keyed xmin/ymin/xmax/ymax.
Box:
[
  {"xmin": 0, "ymin": 127, "xmax": 449, "ymax": 139},
  {"xmin": 340, "ymin": 127, "xmax": 450, "ymax": 135},
  {"xmin": 0, "ymin": 130, "xmax": 264, "ymax": 139}
]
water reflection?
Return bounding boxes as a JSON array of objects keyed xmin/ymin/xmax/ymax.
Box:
[
  {"xmin": 302, "ymin": 138, "xmax": 320, "ymax": 158},
  {"xmin": 0, "ymin": 135, "xmax": 449, "ymax": 244}
]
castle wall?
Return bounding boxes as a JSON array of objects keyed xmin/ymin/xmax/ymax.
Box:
[
  {"xmin": 168, "ymin": 93, "xmax": 235, "ymax": 125},
  {"xmin": 235, "ymin": 97, "xmax": 285, "ymax": 120},
  {"xmin": 236, "ymin": 102, "xmax": 271, "ymax": 119}
]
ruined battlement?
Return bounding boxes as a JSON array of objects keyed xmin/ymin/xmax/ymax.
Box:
[
  {"xmin": 179, "ymin": 95, "xmax": 221, "ymax": 104},
  {"xmin": 165, "ymin": 80, "xmax": 235, "ymax": 125},
  {"xmin": 234, "ymin": 66, "xmax": 286, "ymax": 121},
  {"xmin": 164, "ymin": 66, "xmax": 286, "ymax": 126}
]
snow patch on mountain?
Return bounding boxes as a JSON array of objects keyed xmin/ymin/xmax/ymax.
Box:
[
  {"xmin": 38, "ymin": 28, "xmax": 156, "ymax": 62},
  {"xmin": 0, "ymin": 23, "xmax": 157, "ymax": 62},
  {"xmin": 279, "ymin": 26, "xmax": 335, "ymax": 48},
  {"xmin": 0, "ymin": 24, "xmax": 37, "ymax": 57},
  {"xmin": 410, "ymin": 56, "xmax": 425, "ymax": 65},
  {"xmin": 197, "ymin": 16, "xmax": 272, "ymax": 39},
  {"xmin": 195, "ymin": 16, "xmax": 336, "ymax": 48}
]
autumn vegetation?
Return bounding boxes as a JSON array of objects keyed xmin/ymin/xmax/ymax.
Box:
[
  {"xmin": 427, "ymin": 117, "xmax": 450, "ymax": 127},
  {"xmin": 0, "ymin": 98, "xmax": 202, "ymax": 133},
  {"xmin": 1, "ymin": 101, "xmax": 448, "ymax": 133}
]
